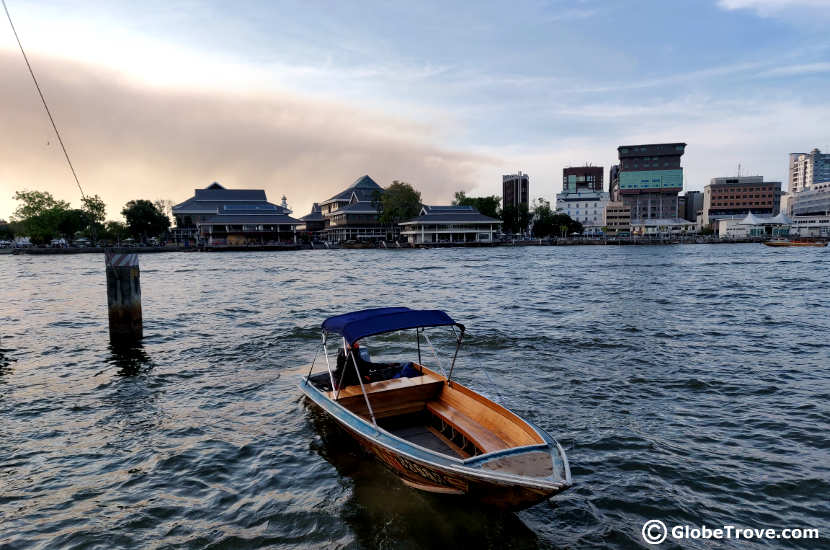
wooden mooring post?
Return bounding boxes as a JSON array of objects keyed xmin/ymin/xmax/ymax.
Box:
[{"xmin": 105, "ymin": 249, "xmax": 142, "ymax": 344}]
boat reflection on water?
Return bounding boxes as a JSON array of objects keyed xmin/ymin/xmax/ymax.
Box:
[{"xmin": 305, "ymin": 403, "xmax": 543, "ymax": 549}]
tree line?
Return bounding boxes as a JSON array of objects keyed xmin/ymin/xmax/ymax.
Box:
[{"xmin": 6, "ymin": 190, "xmax": 172, "ymax": 245}]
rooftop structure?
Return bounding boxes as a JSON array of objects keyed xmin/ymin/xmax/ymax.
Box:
[
  {"xmin": 399, "ymin": 205, "xmax": 502, "ymax": 245},
  {"xmin": 563, "ymin": 166, "xmax": 603, "ymax": 193},
  {"xmin": 320, "ymin": 175, "xmax": 383, "ymax": 216}
]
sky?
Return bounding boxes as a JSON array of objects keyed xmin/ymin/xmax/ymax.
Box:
[{"xmin": 1, "ymin": 0, "xmax": 829, "ymax": 221}]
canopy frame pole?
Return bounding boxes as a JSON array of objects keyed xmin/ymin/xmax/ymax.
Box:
[
  {"xmin": 423, "ymin": 331, "xmax": 447, "ymax": 377},
  {"xmin": 334, "ymin": 337, "xmax": 349, "ymax": 399},
  {"xmin": 304, "ymin": 340, "xmax": 321, "ymax": 384},
  {"xmin": 322, "ymin": 332, "xmax": 337, "ymax": 394},
  {"xmin": 447, "ymin": 326, "xmax": 465, "ymax": 386},
  {"xmin": 416, "ymin": 327, "xmax": 422, "ymax": 366},
  {"xmin": 349, "ymin": 345, "xmax": 378, "ymax": 429}
]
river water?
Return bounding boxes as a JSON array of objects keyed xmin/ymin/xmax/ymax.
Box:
[{"xmin": 1, "ymin": 245, "xmax": 828, "ymax": 549}]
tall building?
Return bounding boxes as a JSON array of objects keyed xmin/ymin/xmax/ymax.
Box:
[
  {"xmin": 556, "ymin": 165, "xmax": 609, "ymax": 228},
  {"xmin": 617, "ymin": 143, "xmax": 686, "ymax": 220},
  {"xmin": 563, "ymin": 166, "xmax": 603, "ymax": 192},
  {"xmin": 702, "ymin": 176, "xmax": 782, "ymax": 226},
  {"xmin": 789, "ymin": 148, "xmax": 830, "ymax": 193},
  {"xmin": 502, "ymin": 172, "xmax": 529, "ymax": 209},
  {"xmin": 683, "ymin": 190, "xmax": 703, "ymax": 222}
]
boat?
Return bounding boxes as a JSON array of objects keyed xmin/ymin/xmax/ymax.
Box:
[
  {"xmin": 299, "ymin": 307, "xmax": 571, "ymax": 510},
  {"xmin": 763, "ymin": 239, "xmax": 827, "ymax": 247}
]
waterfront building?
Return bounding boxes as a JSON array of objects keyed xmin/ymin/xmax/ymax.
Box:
[
  {"xmin": 791, "ymin": 214, "xmax": 830, "ymax": 237},
  {"xmin": 603, "ymin": 201, "xmax": 631, "ymax": 235},
  {"xmin": 617, "ymin": 143, "xmax": 686, "ymax": 221},
  {"xmin": 789, "ymin": 148, "xmax": 830, "ymax": 194},
  {"xmin": 717, "ymin": 212, "xmax": 790, "ymax": 239},
  {"xmin": 702, "ymin": 176, "xmax": 782, "ymax": 227},
  {"xmin": 399, "ymin": 205, "xmax": 501, "ymax": 244},
  {"xmin": 683, "ymin": 190, "xmax": 703, "ymax": 222},
  {"xmin": 297, "ymin": 203, "xmax": 326, "ymax": 236},
  {"xmin": 790, "ymin": 181, "xmax": 830, "ymax": 216},
  {"xmin": 318, "ymin": 175, "xmax": 395, "ymax": 243},
  {"xmin": 503, "ymin": 172, "xmax": 529, "ymax": 209},
  {"xmin": 630, "ymin": 218, "xmax": 697, "ymax": 237},
  {"xmin": 171, "ymin": 182, "xmax": 299, "ymax": 245}
]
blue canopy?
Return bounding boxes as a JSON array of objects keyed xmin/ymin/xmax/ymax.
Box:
[{"xmin": 322, "ymin": 307, "xmax": 460, "ymax": 345}]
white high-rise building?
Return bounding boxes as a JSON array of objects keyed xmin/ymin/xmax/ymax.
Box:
[{"xmin": 789, "ymin": 148, "xmax": 830, "ymax": 193}]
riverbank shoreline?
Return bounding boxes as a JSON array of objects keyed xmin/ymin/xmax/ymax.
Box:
[{"xmin": 6, "ymin": 236, "xmax": 827, "ymax": 255}]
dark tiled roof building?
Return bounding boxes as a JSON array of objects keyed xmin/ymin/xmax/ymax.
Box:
[
  {"xmin": 318, "ymin": 175, "xmax": 396, "ymax": 242},
  {"xmin": 399, "ymin": 205, "xmax": 502, "ymax": 244},
  {"xmin": 172, "ymin": 182, "xmax": 299, "ymax": 245},
  {"xmin": 298, "ymin": 202, "xmax": 326, "ymax": 234}
]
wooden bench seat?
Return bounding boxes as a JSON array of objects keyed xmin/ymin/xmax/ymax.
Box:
[
  {"xmin": 427, "ymin": 401, "xmax": 510, "ymax": 454},
  {"xmin": 332, "ymin": 375, "xmax": 444, "ymax": 419},
  {"xmin": 331, "ymin": 374, "xmax": 440, "ymax": 399}
]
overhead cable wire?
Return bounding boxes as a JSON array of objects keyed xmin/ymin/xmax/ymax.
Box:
[{"xmin": 2, "ymin": 0, "xmax": 85, "ymax": 198}]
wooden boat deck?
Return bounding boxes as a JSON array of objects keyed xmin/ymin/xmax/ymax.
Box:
[{"xmin": 319, "ymin": 366, "xmax": 545, "ymax": 458}]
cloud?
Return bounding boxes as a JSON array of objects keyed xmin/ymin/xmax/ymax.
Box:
[
  {"xmin": 0, "ymin": 50, "xmax": 500, "ymax": 220},
  {"xmin": 717, "ymin": 0, "xmax": 830, "ymax": 16},
  {"xmin": 757, "ymin": 61, "xmax": 830, "ymax": 77}
]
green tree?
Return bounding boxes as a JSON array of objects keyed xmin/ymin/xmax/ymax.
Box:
[
  {"xmin": 56, "ymin": 209, "xmax": 91, "ymax": 238},
  {"xmin": 453, "ymin": 191, "xmax": 501, "ymax": 219},
  {"xmin": 81, "ymin": 194, "xmax": 106, "ymax": 243},
  {"xmin": 11, "ymin": 190, "xmax": 77, "ymax": 244},
  {"xmin": 122, "ymin": 200, "xmax": 171, "ymax": 241},
  {"xmin": 547, "ymin": 212, "xmax": 583, "ymax": 237},
  {"xmin": 81, "ymin": 195, "xmax": 106, "ymax": 225},
  {"xmin": 500, "ymin": 202, "xmax": 531, "ymax": 234},
  {"xmin": 21, "ymin": 208, "xmax": 63, "ymax": 244},
  {"xmin": 11, "ymin": 190, "xmax": 70, "ymax": 221},
  {"xmin": 379, "ymin": 181, "xmax": 422, "ymax": 224},
  {"xmin": 0, "ymin": 221, "xmax": 14, "ymax": 241},
  {"xmin": 153, "ymin": 199, "xmax": 174, "ymax": 225},
  {"xmin": 531, "ymin": 198, "xmax": 557, "ymax": 238},
  {"xmin": 101, "ymin": 220, "xmax": 129, "ymax": 243}
]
